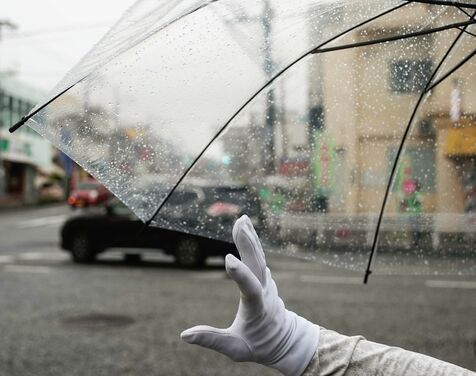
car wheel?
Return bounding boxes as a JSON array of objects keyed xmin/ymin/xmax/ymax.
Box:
[
  {"xmin": 174, "ymin": 237, "xmax": 205, "ymax": 268},
  {"xmin": 70, "ymin": 232, "xmax": 96, "ymax": 263}
]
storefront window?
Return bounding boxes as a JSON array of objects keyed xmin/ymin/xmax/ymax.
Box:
[
  {"xmin": 388, "ymin": 147, "xmax": 436, "ymax": 193},
  {"xmin": 389, "ymin": 59, "xmax": 432, "ymax": 94},
  {"xmin": 463, "ymin": 161, "xmax": 476, "ymax": 213}
]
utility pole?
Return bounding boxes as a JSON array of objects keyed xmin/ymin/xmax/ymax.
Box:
[
  {"xmin": 262, "ymin": 0, "xmax": 277, "ymax": 175},
  {"xmin": 0, "ymin": 19, "xmax": 18, "ymax": 197},
  {"xmin": 215, "ymin": 2, "xmax": 278, "ymax": 175}
]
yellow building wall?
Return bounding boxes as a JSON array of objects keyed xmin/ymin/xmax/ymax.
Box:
[
  {"xmin": 436, "ymin": 125, "xmax": 465, "ymax": 214},
  {"xmin": 309, "ymin": 3, "xmax": 473, "ymax": 216}
]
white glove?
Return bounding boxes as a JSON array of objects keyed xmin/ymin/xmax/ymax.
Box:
[{"xmin": 181, "ymin": 215, "xmax": 320, "ymax": 376}]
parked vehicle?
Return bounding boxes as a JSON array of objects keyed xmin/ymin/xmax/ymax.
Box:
[
  {"xmin": 156, "ymin": 183, "xmax": 263, "ymax": 240},
  {"xmin": 38, "ymin": 181, "xmax": 65, "ymax": 202},
  {"xmin": 60, "ymin": 198, "xmax": 237, "ymax": 267},
  {"xmin": 202, "ymin": 185, "xmax": 262, "ymax": 227},
  {"xmin": 67, "ymin": 181, "xmax": 110, "ymax": 208}
]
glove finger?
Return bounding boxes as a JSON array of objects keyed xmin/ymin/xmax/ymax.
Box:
[
  {"xmin": 181, "ymin": 325, "xmax": 251, "ymax": 362},
  {"xmin": 244, "ymin": 215, "xmax": 266, "ymax": 261},
  {"xmin": 232, "ymin": 215, "xmax": 267, "ymax": 285},
  {"xmin": 181, "ymin": 325, "xmax": 227, "ymax": 348},
  {"xmin": 225, "ymin": 254, "xmax": 262, "ymax": 302}
]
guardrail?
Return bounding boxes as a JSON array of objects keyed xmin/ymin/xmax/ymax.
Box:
[{"xmin": 275, "ymin": 212, "xmax": 476, "ymax": 249}]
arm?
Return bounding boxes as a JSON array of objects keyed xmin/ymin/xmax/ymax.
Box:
[
  {"xmin": 181, "ymin": 215, "xmax": 474, "ymax": 376},
  {"xmin": 303, "ymin": 329, "xmax": 475, "ymax": 376},
  {"xmin": 181, "ymin": 215, "xmax": 319, "ymax": 375}
]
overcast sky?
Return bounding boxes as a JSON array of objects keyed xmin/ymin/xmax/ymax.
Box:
[
  {"xmin": 0, "ymin": 0, "xmax": 134, "ymax": 91},
  {"xmin": 1, "ymin": 0, "xmax": 310, "ymax": 156}
]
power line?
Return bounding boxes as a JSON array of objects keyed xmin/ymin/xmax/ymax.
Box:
[
  {"xmin": 10, "ymin": 38, "xmax": 75, "ymax": 64},
  {"xmin": 3, "ymin": 21, "xmax": 113, "ymax": 39}
]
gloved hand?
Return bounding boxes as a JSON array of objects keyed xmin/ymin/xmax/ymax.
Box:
[{"xmin": 181, "ymin": 215, "xmax": 319, "ymax": 376}]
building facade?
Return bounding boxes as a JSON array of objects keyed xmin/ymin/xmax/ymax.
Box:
[
  {"xmin": 308, "ymin": 3, "xmax": 475, "ymax": 219},
  {"xmin": 0, "ymin": 75, "xmax": 54, "ymax": 204}
]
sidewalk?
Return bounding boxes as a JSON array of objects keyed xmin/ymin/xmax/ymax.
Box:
[{"xmin": 0, "ymin": 195, "xmax": 67, "ymax": 213}]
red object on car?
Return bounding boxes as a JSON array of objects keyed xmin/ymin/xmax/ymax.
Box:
[
  {"xmin": 206, "ymin": 201, "xmax": 241, "ymax": 217},
  {"xmin": 68, "ymin": 181, "xmax": 110, "ymax": 208}
]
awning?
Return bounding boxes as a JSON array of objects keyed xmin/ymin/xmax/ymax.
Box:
[{"xmin": 445, "ymin": 126, "xmax": 476, "ymax": 157}]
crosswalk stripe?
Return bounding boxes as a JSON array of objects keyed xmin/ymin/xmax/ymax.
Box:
[
  {"xmin": 3, "ymin": 265, "xmax": 52, "ymax": 274},
  {"xmin": 272, "ymin": 272, "xmax": 297, "ymax": 281},
  {"xmin": 0, "ymin": 255, "xmax": 14, "ymax": 264},
  {"xmin": 425, "ymin": 280, "xmax": 476, "ymax": 290},
  {"xmin": 18, "ymin": 252, "xmax": 68, "ymax": 261},
  {"xmin": 0, "ymin": 252, "xmax": 68, "ymax": 266},
  {"xmin": 300, "ymin": 275, "xmax": 362, "ymax": 285},
  {"xmin": 192, "ymin": 272, "xmax": 226, "ymax": 280},
  {"xmin": 16, "ymin": 215, "xmax": 67, "ymax": 229}
]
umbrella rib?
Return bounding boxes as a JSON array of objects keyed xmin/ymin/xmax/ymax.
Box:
[
  {"xmin": 144, "ymin": 2, "xmax": 411, "ymax": 227},
  {"xmin": 8, "ymin": 0, "xmax": 220, "ymax": 134},
  {"xmin": 456, "ymin": 26, "xmax": 476, "ymax": 37},
  {"xmin": 313, "ymin": 19, "xmax": 476, "ymax": 54},
  {"xmin": 426, "ymin": 48, "xmax": 476, "ymax": 92},
  {"xmin": 363, "ymin": 11, "xmax": 476, "ymax": 284},
  {"xmin": 456, "ymin": 5, "xmax": 472, "ymax": 17},
  {"xmin": 407, "ymin": 0, "xmax": 476, "ymax": 10},
  {"xmin": 8, "ymin": 80, "xmax": 85, "ymax": 133}
]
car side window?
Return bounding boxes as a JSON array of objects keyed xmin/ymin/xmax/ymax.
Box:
[{"xmin": 167, "ymin": 191, "xmax": 199, "ymax": 206}]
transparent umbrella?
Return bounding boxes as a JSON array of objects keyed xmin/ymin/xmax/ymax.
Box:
[{"xmin": 10, "ymin": 0, "xmax": 476, "ymax": 282}]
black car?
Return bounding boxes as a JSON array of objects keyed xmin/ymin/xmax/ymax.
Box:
[
  {"xmin": 156, "ymin": 183, "xmax": 263, "ymax": 240},
  {"xmin": 60, "ymin": 199, "xmax": 237, "ymax": 267}
]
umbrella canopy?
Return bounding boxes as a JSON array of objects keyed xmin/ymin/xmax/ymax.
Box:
[{"xmin": 10, "ymin": 0, "xmax": 476, "ymax": 281}]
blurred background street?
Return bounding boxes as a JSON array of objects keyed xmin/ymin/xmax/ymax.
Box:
[
  {"xmin": 0, "ymin": 204, "xmax": 475, "ymax": 375},
  {"xmin": 1, "ymin": 1, "xmax": 476, "ymax": 375}
]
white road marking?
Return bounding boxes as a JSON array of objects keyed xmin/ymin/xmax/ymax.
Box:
[
  {"xmin": 192, "ymin": 272, "xmax": 363, "ymax": 285},
  {"xmin": 16, "ymin": 215, "xmax": 67, "ymax": 229},
  {"xmin": 300, "ymin": 275, "xmax": 362, "ymax": 285},
  {"xmin": 425, "ymin": 280, "xmax": 476, "ymax": 290},
  {"xmin": 192, "ymin": 271, "xmax": 297, "ymax": 281},
  {"xmin": 192, "ymin": 272, "xmax": 227, "ymax": 280},
  {"xmin": 18, "ymin": 252, "xmax": 68, "ymax": 261},
  {"xmin": 3, "ymin": 265, "xmax": 52, "ymax": 274},
  {"xmin": 0, "ymin": 255, "xmax": 14, "ymax": 264},
  {"xmin": 272, "ymin": 272, "xmax": 297, "ymax": 281}
]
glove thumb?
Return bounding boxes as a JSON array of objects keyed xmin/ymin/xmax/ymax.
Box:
[{"xmin": 181, "ymin": 325, "xmax": 252, "ymax": 362}]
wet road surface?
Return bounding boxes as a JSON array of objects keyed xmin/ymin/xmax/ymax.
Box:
[{"xmin": 0, "ymin": 205, "xmax": 475, "ymax": 375}]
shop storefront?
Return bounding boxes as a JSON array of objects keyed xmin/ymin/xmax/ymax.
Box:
[
  {"xmin": 0, "ymin": 76, "xmax": 52, "ymax": 204},
  {"xmin": 444, "ymin": 121, "xmax": 476, "ymax": 213}
]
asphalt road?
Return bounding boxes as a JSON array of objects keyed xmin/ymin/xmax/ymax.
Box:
[{"xmin": 0, "ymin": 204, "xmax": 475, "ymax": 375}]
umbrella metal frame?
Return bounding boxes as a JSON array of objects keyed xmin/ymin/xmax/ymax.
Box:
[{"xmin": 8, "ymin": 0, "xmax": 476, "ymax": 283}]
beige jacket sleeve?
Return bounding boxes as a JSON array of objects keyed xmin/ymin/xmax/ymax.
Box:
[{"xmin": 302, "ymin": 328, "xmax": 475, "ymax": 376}]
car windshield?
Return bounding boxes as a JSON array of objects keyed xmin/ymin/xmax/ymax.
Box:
[
  {"xmin": 203, "ymin": 187, "xmax": 260, "ymax": 214},
  {"xmin": 204, "ymin": 187, "xmax": 247, "ymax": 203},
  {"xmin": 108, "ymin": 199, "xmax": 134, "ymax": 216},
  {"xmin": 165, "ymin": 190, "xmax": 200, "ymax": 206}
]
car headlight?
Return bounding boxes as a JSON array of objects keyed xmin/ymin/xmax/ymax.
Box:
[{"xmin": 89, "ymin": 190, "xmax": 99, "ymax": 200}]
